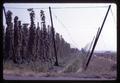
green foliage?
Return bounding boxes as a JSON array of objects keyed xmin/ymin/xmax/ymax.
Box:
[{"xmin": 3, "ymin": 9, "xmax": 80, "ymax": 73}]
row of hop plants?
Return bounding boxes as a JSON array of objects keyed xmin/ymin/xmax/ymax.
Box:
[{"xmin": 3, "ymin": 8, "xmax": 78, "ymax": 68}]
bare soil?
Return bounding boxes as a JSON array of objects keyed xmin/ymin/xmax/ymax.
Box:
[{"xmin": 3, "ymin": 54, "xmax": 117, "ymax": 80}]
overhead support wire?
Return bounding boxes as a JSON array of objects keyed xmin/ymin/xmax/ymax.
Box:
[
  {"xmin": 4, "ymin": 6, "xmax": 109, "ymax": 9},
  {"xmin": 52, "ymin": 12, "xmax": 79, "ymax": 48},
  {"xmin": 52, "ymin": 6, "xmax": 108, "ymax": 9},
  {"xmin": 110, "ymin": 8, "xmax": 116, "ymax": 24}
]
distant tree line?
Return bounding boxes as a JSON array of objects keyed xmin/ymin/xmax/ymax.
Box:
[{"xmin": 3, "ymin": 9, "xmax": 80, "ymax": 66}]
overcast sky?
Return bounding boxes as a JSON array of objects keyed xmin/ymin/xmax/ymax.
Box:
[{"xmin": 3, "ymin": 3, "xmax": 117, "ymax": 52}]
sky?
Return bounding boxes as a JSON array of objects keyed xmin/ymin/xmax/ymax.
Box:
[{"xmin": 3, "ymin": 3, "xmax": 117, "ymax": 52}]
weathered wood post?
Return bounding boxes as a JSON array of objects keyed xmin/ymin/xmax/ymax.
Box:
[
  {"xmin": 49, "ymin": 7, "xmax": 59, "ymax": 66},
  {"xmin": 84, "ymin": 5, "xmax": 111, "ymax": 70}
]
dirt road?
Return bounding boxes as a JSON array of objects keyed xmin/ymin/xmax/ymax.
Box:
[{"xmin": 3, "ymin": 74, "xmax": 115, "ymax": 80}]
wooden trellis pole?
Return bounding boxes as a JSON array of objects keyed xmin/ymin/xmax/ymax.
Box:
[
  {"xmin": 49, "ymin": 6, "xmax": 59, "ymax": 66},
  {"xmin": 84, "ymin": 5, "xmax": 111, "ymax": 70}
]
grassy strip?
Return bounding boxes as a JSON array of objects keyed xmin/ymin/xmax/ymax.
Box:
[
  {"xmin": 3, "ymin": 60, "xmax": 52, "ymax": 76},
  {"xmin": 63, "ymin": 56, "xmax": 83, "ymax": 73}
]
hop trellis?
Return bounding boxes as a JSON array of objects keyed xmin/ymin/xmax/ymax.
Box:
[{"xmin": 3, "ymin": 9, "xmax": 80, "ymax": 67}]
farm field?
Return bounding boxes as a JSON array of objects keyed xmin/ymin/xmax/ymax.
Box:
[
  {"xmin": 3, "ymin": 3, "xmax": 117, "ymax": 81},
  {"xmin": 3, "ymin": 52, "xmax": 117, "ymax": 80}
]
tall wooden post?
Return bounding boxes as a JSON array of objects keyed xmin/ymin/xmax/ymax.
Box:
[
  {"xmin": 49, "ymin": 7, "xmax": 59, "ymax": 66},
  {"xmin": 3, "ymin": 6, "xmax": 16, "ymax": 63},
  {"xmin": 84, "ymin": 5, "xmax": 111, "ymax": 70},
  {"xmin": 3, "ymin": 6, "xmax": 7, "ymax": 25}
]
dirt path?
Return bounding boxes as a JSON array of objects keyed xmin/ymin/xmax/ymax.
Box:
[
  {"xmin": 3, "ymin": 74, "xmax": 115, "ymax": 80},
  {"xmin": 58, "ymin": 56, "xmax": 79, "ymax": 73}
]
